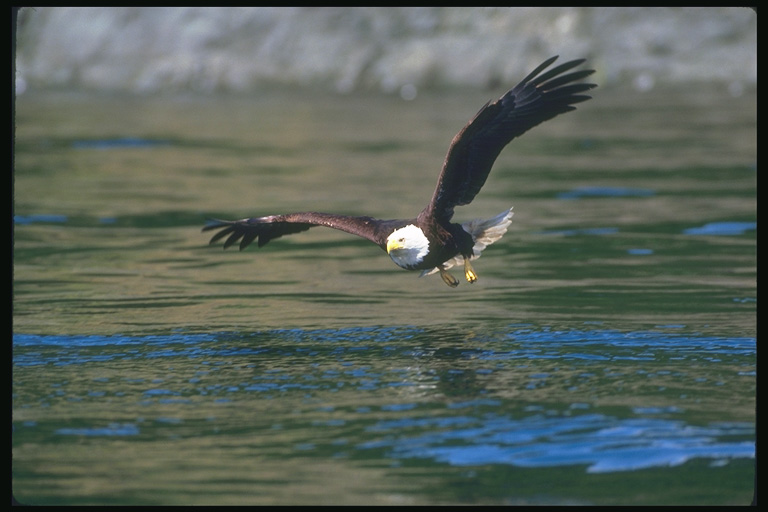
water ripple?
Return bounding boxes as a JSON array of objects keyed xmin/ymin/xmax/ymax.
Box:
[{"xmin": 362, "ymin": 413, "xmax": 754, "ymax": 473}]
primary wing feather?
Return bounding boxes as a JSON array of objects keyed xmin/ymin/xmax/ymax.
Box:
[
  {"xmin": 203, "ymin": 212, "xmax": 389, "ymax": 251},
  {"xmin": 424, "ymin": 56, "xmax": 596, "ymax": 221}
]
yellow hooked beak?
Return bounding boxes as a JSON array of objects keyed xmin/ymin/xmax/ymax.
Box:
[{"xmin": 386, "ymin": 238, "xmax": 405, "ymax": 254}]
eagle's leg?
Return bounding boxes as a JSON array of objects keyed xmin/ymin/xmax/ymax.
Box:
[
  {"xmin": 464, "ymin": 259, "xmax": 478, "ymax": 284},
  {"xmin": 438, "ymin": 266, "xmax": 459, "ymax": 288}
]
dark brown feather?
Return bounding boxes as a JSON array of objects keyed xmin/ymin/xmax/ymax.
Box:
[
  {"xmin": 423, "ymin": 56, "xmax": 596, "ymax": 222},
  {"xmin": 204, "ymin": 212, "xmax": 406, "ymax": 251}
]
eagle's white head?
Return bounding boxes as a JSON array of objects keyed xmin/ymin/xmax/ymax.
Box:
[{"xmin": 386, "ymin": 224, "xmax": 430, "ymax": 269}]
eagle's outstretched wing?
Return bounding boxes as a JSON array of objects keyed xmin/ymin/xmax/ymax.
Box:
[
  {"xmin": 204, "ymin": 212, "xmax": 400, "ymax": 251},
  {"xmin": 422, "ymin": 56, "xmax": 596, "ymax": 222}
]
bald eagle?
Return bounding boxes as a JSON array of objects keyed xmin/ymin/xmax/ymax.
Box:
[{"xmin": 204, "ymin": 56, "xmax": 595, "ymax": 287}]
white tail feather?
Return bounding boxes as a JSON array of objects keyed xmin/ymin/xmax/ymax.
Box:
[{"xmin": 419, "ymin": 208, "xmax": 513, "ymax": 277}]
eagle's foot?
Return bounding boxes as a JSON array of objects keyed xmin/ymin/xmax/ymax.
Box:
[
  {"xmin": 439, "ymin": 267, "xmax": 459, "ymax": 288},
  {"xmin": 464, "ymin": 259, "xmax": 478, "ymax": 284}
]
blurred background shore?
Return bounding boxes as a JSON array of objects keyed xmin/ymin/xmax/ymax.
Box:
[{"xmin": 14, "ymin": 7, "xmax": 756, "ymax": 97}]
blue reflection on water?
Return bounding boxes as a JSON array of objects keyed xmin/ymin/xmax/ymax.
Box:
[
  {"xmin": 683, "ymin": 221, "xmax": 756, "ymax": 236},
  {"xmin": 14, "ymin": 214, "xmax": 68, "ymax": 225},
  {"xmin": 55, "ymin": 423, "xmax": 140, "ymax": 436},
  {"xmin": 558, "ymin": 186, "xmax": 655, "ymax": 200},
  {"xmin": 13, "ymin": 328, "xmax": 755, "ymax": 365},
  {"xmin": 360, "ymin": 412, "xmax": 753, "ymax": 473},
  {"xmin": 13, "ymin": 327, "xmax": 755, "ymax": 473},
  {"xmin": 71, "ymin": 137, "xmax": 171, "ymax": 149}
]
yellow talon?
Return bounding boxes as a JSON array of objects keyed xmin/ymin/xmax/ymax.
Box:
[
  {"xmin": 464, "ymin": 259, "xmax": 478, "ymax": 284},
  {"xmin": 439, "ymin": 267, "xmax": 459, "ymax": 287}
]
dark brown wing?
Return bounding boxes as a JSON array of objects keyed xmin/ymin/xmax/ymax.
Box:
[
  {"xmin": 203, "ymin": 212, "xmax": 397, "ymax": 251},
  {"xmin": 422, "ymin": 56, "xmax": 596, "ymax": 222}
]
